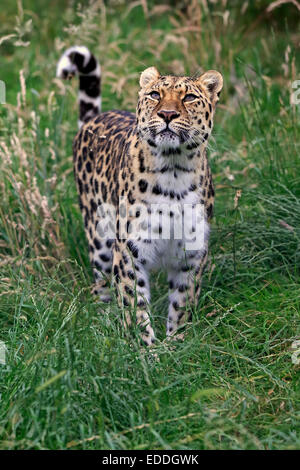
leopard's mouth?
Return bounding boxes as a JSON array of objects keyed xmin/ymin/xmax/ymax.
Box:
[
  {"xmin": 153, "ymin": 125, "xmax": 190, "ymax": 150},
  {"xmin": 158, "ymin": 129, "xmax": 178, "ymax": 138},
  {"xmin": 157, "ymin": 126, "xmax": 191, "ymax": 145}
]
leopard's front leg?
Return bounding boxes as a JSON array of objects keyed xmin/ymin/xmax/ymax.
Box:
[
  {"xmin": 167, "ymin": 250, "xmax": 208, "ymax": 337},
  {"xmin": 112, "ymin": 241, "xmax": 156, "ymax": 346}
]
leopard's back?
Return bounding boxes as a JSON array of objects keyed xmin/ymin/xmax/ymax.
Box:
[{"xmin": 73, "ymin": 110, "xmax": 136, "ymax": 207}]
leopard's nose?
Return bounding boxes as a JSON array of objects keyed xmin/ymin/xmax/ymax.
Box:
[{"xmin": 157, "ymin": 109, "xmax": 180, "ymax": 124}]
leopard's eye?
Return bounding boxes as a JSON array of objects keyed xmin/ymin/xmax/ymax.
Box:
[
  {"xmin": 149, "ymin": 91, "xmax": 160, "ymax": 100},
  {"xmin": 183, "ymin": 93, "xmax": 198, "ymax": 103}
]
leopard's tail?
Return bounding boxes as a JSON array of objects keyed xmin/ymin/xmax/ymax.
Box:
[{"xmin": 56, "ymin": 46, "xmax": 101, "ymax": 128}]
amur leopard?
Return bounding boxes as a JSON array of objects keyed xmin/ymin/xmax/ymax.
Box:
[{"xmin": 57, "ymin": 45, "xmax": 223, "ymax": 346}]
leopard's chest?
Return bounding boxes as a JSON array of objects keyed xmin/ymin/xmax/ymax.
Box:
[{"xmin": 130, "ymin": 171, "xmax": 209, "ymax": 271}]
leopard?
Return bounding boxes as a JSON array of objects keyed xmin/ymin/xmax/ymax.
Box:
[{"xmin": 56, "ymin": 45, "xmax": 223, "ymax": 346}]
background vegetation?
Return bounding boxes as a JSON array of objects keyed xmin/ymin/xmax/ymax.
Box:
[{"xmin": 0, "ymin": 0, "xmax": 299, "ymax": 450}]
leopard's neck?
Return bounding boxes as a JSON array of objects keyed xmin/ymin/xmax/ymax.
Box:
[{"xmin": 136, "ymin": 137, "xmax": 208, "ymax": 180}]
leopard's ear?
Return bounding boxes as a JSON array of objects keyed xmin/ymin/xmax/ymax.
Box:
[
  {"xmin": 140, "ymin": 67, "xmax": 160, "ymax": 88},
  {"xmin": 196, "ymin": 70, "xmax": 223, "ymax": 105}
]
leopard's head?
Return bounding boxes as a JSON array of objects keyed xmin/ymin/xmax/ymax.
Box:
[{"xmin": 136, "ymin": 67, "xmax": 223, "ymax": 152}]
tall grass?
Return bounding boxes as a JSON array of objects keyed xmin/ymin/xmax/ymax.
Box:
[{"xmin": 0, "ymin": 0, "xmax": 299, "ymax": 450}]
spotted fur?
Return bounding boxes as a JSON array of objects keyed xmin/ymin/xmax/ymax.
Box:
[
  {"xmin": 56, "ymin": 45, "xmax": 101, "ymax": 127},
  {"xmin": 57, "ymin": 46, "xmax": 223, "ymax": 345}
]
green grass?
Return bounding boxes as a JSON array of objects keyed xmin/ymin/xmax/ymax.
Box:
[{"xmin": 0, "ymin": 0, "xmax": 300, "ymax": 450}]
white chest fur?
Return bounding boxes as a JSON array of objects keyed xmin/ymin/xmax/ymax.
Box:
[{"xmin": 129, "ymin": 170, "xmax": 209, "ymax": 271}]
